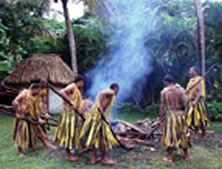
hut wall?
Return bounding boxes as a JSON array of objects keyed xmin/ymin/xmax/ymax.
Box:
[{"xmin": 48, "ymin": 87, "xmax": 63, "ymax": 114}]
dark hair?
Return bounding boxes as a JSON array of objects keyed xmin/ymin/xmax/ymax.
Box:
[
  {"xmin": 110, "ymin": 83, "xmax": 119, "ymax": 90},
  {"xmin": 164, "ymin": 74, "xmax": 174, "ymax": 83},
  {"xmin": 74, "ymin": 75, "xmax": 85, "ymax": 83},
  {"xmin": 40, "ymin": 78, "xmax": 47, "ymax": 84},
  {"xmin": 31, "ymin": 78, "xmax": 47, "ymax": 84},
  {"xmin": 30, "ymin": 83, "xmax": 40, "ymax": 90},
  {"xmin": 30, "ymin": 80, "xmax": 40, "ymax": 84},
  {"xmin": 191, "ymin": 66, "xmax": 200, "ymax": 74}
]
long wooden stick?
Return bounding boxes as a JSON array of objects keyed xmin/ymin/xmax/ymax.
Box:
[
  {"xmin": 0, "ymin": 104, "xmax": 59, "ymax": 123},
  {"xmin": 98, "ymin": 108, "xmax": 130, "ymax": 150},
  {"xmin": 40, "ymin": 115, "xmax": 59, "ymax": 123},
  {"xmin": 145, "ymin": 116, "xmax": 165, "ymax": 139},
  {"xmin": 47, "ymin": 83, "xmax": 86, "ymax": 121},
  {"xmin": 186, "ymin": 64, "xmax": 217, "ymax": 93},
  {"xmin": 1, "ymin": 111, "xmax": 57, "ymax": 127},
  {"xmin": 117, "ymin": 131, "xmax": 148, "ymax": 137},
  {"xmin": 0, "ymin": 104, "xmax": 14, "ymax": 110},
  {"xmin": 117, "ymin": 120, "xmax": 147, "ymax": 135}
]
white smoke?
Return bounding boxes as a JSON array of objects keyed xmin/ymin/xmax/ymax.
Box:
[{"xmin": 86, "ymin": 0, "xmax": 154, "ymax": 102}]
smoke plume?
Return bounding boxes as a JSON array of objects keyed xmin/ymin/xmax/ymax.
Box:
[{"xmin": 86, "ymin": 0, "xmax": 154, "ymax": 102}]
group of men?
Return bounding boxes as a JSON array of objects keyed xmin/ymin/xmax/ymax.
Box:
[
  {"xmin": 159, "ymin": 66, "xmax": 210, "ymax": 162},
  {"xmin": 12, "ymin": 66, "xmax": 210, "ymax": 164},
  {"xmin": 12, "ymin": 76, "xmax": 119, "ymax": 164}
]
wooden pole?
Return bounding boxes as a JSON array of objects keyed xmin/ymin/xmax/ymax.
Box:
[
  {"xmin": 0, "ymin": 104, "xmax": 59, "ymax": 123},
  {"xmin": 47, "ymin": 82, "xmax": 85, "ymax": 121},
  {"xmin": 145, "ymin": 116, "xmax": 165, "ymax": 139},
  {"xmin": 1, "ymin": 111, "xmax": 57, "ymax": 127},
  {"xmin": 98, "ymin": 109, "xmax": 130, "ymax": 150},
  {"xmin": 186, "ymin": 63, "xmax": 216, "ymax": 94}
]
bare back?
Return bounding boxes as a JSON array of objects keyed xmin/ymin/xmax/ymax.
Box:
[
  {"xmin": 60, "ymin": 83, "xmax": 77, "ymax": 106},
  {"xmin": 162, "ymin": 85, "xmax": 186, "ymax": 110}
]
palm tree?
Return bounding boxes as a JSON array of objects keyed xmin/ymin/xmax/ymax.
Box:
[
  {"xmin": 193, "ymin": 0, "xmax": 206, "ymax": 76},
  {"xmin": 54, "ymin": 0, "xmax": 78, "ymax": 73}
]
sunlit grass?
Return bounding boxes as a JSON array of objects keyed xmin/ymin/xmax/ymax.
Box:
[{"xmin": 0, "ymin": 115, "xmax": 222, "ymax": 169}]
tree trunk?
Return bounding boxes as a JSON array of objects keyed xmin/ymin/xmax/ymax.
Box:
[
  {"xmin": 12, "ymin": 40, "xmax": 18, "ymax": 69},
  {"xmin": 61, "ymin": 0, "xmax": 78, "ymax": 73},
  {"xmin": 193, "ymin": 0, "xmax": 206, "ymax": 76},
  {"xmin": 13, "ymin": 50, "xmax": 18, "ymax": 69}
]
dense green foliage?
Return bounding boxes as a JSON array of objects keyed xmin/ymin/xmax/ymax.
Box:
[
  {"xmin": 116, "ymin": 102, "xmax": 222, "ymax": 122},
  {"xmin": 116, "ymin": 103, "xmax": 159, "ymax": 119},
  {"xmin": 0, "ymin": 0, "xmax": 222, "ymax": 108},
  {"xmin": 59, "ymin": 17, "xmax": 107, "ymax": 73},
  {"xmin": 0, "ymin": 0, "xmax": 50, "ymax": 79},
  {"xmin": 143, "ymin": 0, "xmax": 222, "ymax": 104},
  {"xmin": 0, "ymin": 3, "xmax": 106, "ymax": 79},
  {"xmin": 208, "ymin": 102, "xmax": 222, "ymax": 121}
]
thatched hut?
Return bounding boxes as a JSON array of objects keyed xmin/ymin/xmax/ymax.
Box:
[{"xmin": 4, "ymin": 54, "xmax": 76, "ymax": 114}]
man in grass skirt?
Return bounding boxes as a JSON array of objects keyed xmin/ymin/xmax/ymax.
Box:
[
  {"xmin": 80, "ymin": 83, "xmax": 120, "ymax": 165},
  {"xmin": 186, "ymin": 66, "xmax": 210, "ymax": 140},
  {"xmin": 158, "ymin": 75, "xmax": 191, "ymax": 162},
  {"xmin": 34, "ymin": 79, "xmax": 52, "ymax": 140},
  {"xmin": 12, "ymin": 83, "xmax": 55, "ymax": 157},
  {"xmin": 54, "ymin": 75, "xmax": 85, "ymax": 161}
]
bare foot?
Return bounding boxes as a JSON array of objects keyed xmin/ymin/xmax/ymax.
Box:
[
  {"xmin": 91, "ymin": 158, "xmax": 101, "ymax": 164},
  {"xmin": 18, "ymin": 152, "xmax": 25, "ymax": 158},
  {"xmin": 46, "ymin": 136, "xmax": 53, "ymax": 142},
  {"xmin": 201, "ymin": 132, "xmax": 209, "ymax": 141},
  {"xmin": 191, "ymin": 135, "xmax": 199, "ymax": 140},
  {"xmin": 185, "ymin": 155, "xmax": 192, "ymax": 161},
  {"xmin": 66, "ymin": 155, "xmax": 79, "ymax": 161},
  {"xmin": 82, "ymin": 145, "xmax": 89, "ymax": 152},
  {"xmin": 163, "ymin": 157, "xmax": 173, "ymax": 163},
  {"xmin": 125, "ymin": 144, "xmax": 136, "ymax": 149},
  {"xmin": 101, "ymin": 159, "xmax": 117, "ymax": 165},
  {"xmin": 44, "ymin": 143, "xmax": 56, "ymax": 149}
]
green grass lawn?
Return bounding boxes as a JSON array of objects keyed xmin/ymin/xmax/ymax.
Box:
[
  {"xmin": 0, "ymin": 115, "xmax": 222, "ymax": 169},
  {"xmin": 207, "ymin": 122, "xmax": 222, "ymax": 134},
  {"xmin": 113, "ymin": 112, "xmax": 149, "ymax": 123}
]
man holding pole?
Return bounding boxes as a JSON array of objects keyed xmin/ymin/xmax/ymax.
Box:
[
  {"xmin": 185, "ymin": 66, "xmax": 210, "ymax": 140},
  {"xmin": 36, "ymin": 79, "xmax": 50, "ymax": 119},
  {"xmin": 12, "ymin": 83, "xmax": 55, "ymax": 158},
  {"xmin": 34, "ymin": 79, "xmax": 52, "ymax": 140},
  {"xmin": 54, "ymin": 75, "xmax": 85, "ymax": 161},
  {"xmin": 80, "ymin": 83, "xmax": 120, "ymax": 165},
  {"xmin": 158, "ymin": 75, "xmax": 191, "ymax": 162}
]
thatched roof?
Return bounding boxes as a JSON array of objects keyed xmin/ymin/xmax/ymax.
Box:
[{"xmin": 5, "ymin": 54, "xmax": 76, "ymax": 86}]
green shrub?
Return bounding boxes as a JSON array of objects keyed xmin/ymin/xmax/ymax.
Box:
[
  {"xmin": 116, "ymin": 102, "xmax": 143, "ymax": 114},
  {"xmin": 144, "ymin": 104, "xmax": 160, "ymax": 118},
  {"xmin": 115, "ymin": 102, "xmax": 222, "ymax": 121},
  {"xmin": 207, "ymin": 102, "xmax": 222, "ymax": 121},
  {"xmin": 115, "ymin": 103, "xmax": 159, "ymax": 118}
]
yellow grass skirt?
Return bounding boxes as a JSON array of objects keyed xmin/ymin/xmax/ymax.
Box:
[
  {"xmin": 54, "ymin": 106, "xmax": 82, "ymax": 150},
  {"xmin": 186, "ymin": 98, "xmax": 210, "ymax": 130},
  {"xmin": 80, "ymin": 109, "xmax": 119, "ymax": 150},
  {"xmin": 12, "ymin": 117, "xmax": 46, "ymax": 149},
  {"xmin": 162, "ymin": 110, "xmax": 190, "ymax": 150}
]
